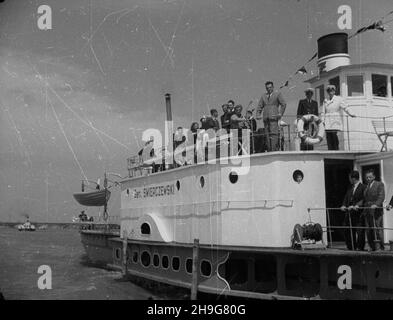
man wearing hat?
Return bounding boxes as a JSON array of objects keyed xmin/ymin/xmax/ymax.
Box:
[
  {"xmin": 321, "ymin": 84, "xmax": 356, "ymax": 150},
  {"xmin": 297, "ymin": 88, "xmax": 319, "ymax": 151}
]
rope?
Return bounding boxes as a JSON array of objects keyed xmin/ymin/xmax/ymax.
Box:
[
  {"xmin": 49, "ymin": 98, "xmax": 88, "ymax": 182},
  {"xmin": 280, "ymin": 9, "xmax": 393, "ymax": 89}
]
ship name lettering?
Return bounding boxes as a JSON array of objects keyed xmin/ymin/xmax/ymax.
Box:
[{"xmin": 137, "ymin": 184, "xmax": 175, "ymax": 198}]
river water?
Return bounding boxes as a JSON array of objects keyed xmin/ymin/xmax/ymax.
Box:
[{"xmin": 0, "ymin": 226, "xmax": 162, "ymax": 300}]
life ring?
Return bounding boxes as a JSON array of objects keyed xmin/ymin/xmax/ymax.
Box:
[{"xmin": 297, "ymin": 114, "xmax": 325, "ymax": 145}]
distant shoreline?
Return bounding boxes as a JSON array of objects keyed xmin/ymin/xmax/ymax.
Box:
[{"xmin": 0, "ymin": 222, "xmax": 119, "ymax": 230}]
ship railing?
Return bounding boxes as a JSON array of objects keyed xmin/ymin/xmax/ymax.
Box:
[
  {"xmin": 308, "ymin": 206, "xmax": 392, "ymax": 250},
  {"xmin": 77, "ymin": 215, "xmax": 120, "ymax": 231},
  {"xmin": 127, "ymin": 114, "xmax": 393, "ymax": 177},
  {"xmin": 124, "ymin": 199, "xmax": 294, "ymax": 211}
]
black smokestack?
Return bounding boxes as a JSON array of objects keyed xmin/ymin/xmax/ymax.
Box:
[
  {"xmin": 165, "ymin": 93, "xmax": 172, "ymax": 122},
  {"xmin": 317, "ymin": 32, "xmax": 350, "ymax": 73}
]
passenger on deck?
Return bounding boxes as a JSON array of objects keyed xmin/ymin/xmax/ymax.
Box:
[
  {"xmin": 321, "ymin": 85, "xmax": 356, "ymax": 150},
  {"xmin": 245, "ymin": 110, "xmax": 257, "ymax": 154},
  {"xmin": 297, "ymin": 88, "xmax": 319, "ymax": 151},
  {"xmin": 190, "ymin": 122, "xmax": 200, "ymax": 164},
  {"xmin": 256, "ymin": 81, "xmax": 287, "ymax": 152},
  {"xmin": 202, "ymin": 109, "xmax": 220, "ymax": 131},
  {"xmin": 227, "ymin": 100, "xmax": 235, "ymax": 113},
  {"xmin": 230, "ymin": 105, "xmax": 248, "ymax": 155},
  {"xmin": 340, "ymin": 171, "xmax": 366, "ymax": 251},
  {"xmin": 220, "ymin": 104, "xmax": 231, "ymax": 133},
  {"xmin": 79, "ymin": 210, "xmax": 88, "ymax": 222},
  {"xmin": 363, "ymin": 169, "xmax": 385, "ymax": 251},
  {"xmin": 230, "ymin": 105, "xmax": 247, "ymax": 129}
]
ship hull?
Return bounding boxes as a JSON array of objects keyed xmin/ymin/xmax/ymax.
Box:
[{"xmin": 80, "ymin": 230, "xmax": 393, "ymax": 300}]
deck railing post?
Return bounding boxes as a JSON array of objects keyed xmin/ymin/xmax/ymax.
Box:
[
  {"xmin": 346, "ymin": 115, "xmax": 351, "ymax": 151},
  {"xmin": 191, "ymin": 238, "xmax": 200, "ymax": 300},
  {"xmin": 122, "ymin": 230, "xmax": 128, "ymax": 276},
  {"xmin": 326, "ymin": 209, "xmax": 333, "ymax": 248}
]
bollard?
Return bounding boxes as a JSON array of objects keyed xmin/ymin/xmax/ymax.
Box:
[{"xmin": 191, "ymin": 239, "xmax": 200, "ymax": 300}]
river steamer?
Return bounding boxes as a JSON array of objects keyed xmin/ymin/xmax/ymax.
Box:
[{"xmin": 80, "ymin": 33, "xmax": 393, "ymax": 299}]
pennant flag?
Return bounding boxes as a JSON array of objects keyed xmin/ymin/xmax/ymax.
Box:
[
  {"xmin": 306, "ymin": 52, "xmax": 318, "ymax": 63},
  {"xmin": 296, "ymin": 66, "xmax": 307, "ymax": 75},
  {"xmin": 138, "ymin": 138, "xmax": 154, "ymax": 156},
  {"xmin": 352, "ymin": 20, "xmax": 386, "ymax": 38},
  {"xmin": 280, "ymin": 80, "xmax": 289, "ymax": 89}
]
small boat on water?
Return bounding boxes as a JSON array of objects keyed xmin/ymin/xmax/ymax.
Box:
[
  {"xmin": 73, "ymin": 189, "xmax": 111, "ymax": 207},
  {"xmin": 17, "ymin": 222, "xmax": 36, "ymax": 232}
]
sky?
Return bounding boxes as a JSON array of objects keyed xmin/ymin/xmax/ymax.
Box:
[{"xmin": 0, "ymin": 0, "xmax": 393, "ymax": 222}]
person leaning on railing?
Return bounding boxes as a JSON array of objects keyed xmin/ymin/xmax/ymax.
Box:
[
  {"xmin": 321, "ymin": 84, "xmax": 356, "ymax": 151},
  {"xmin": 340, "ymin": 170, "xmax": 367, "ymax": 251},
  {"xmin": 363, "ymin": 169, "xmax": 385, "ymax": 251}
]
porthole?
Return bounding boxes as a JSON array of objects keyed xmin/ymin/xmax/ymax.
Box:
[
  {"xmin": 229, "ymin": 171, "xmax": 238, "ymax": 184},
  {"xmin": 115, "ymin": 248, "xmax": 121, "ymax": 260},
  {"xmin": 141, "ymin": 222, "xmax": 151, "ymax": 235},
  {"xmin": 185, "ymin": 258, "xmax": 193, "ymax": 274},
  {"xmin": 132, "ymin": 251, "xmax": 138, "ymax": 263},
  {"xmin": 200, "ymin": 176, "xmax": 205, "ymax": 188},
  {"xmin": 141, "ymin": 251, "xmax": 151, "ymax": 267},
  {"xmin": 162, "ymin": 255, "xmax": 169, "ymax": 269},
  {"xmin": 201, "ymin": 260, "xmax": 212, "ymax": 277},
  {"xmin": 176, "ymin": 180, "xmax": 180, "ymax": 191},
  {"xmin": 293, "ymin": 170, "xmax": 304, "ymax": 184},
  {"xmin": 153, "ymin": 254, "xmax": 160, "ymax": 267},
  {"xmin": 172, "ymin": 256, "xmax": 180, "ymax": 271}
]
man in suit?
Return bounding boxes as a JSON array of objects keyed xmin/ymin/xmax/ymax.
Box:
[
  {"xmin": 363, "ymin": 169, "xmax": 385, "ymax": 251},
  {"xmin": 297, "ymin": 88, "xmax": 319, "ymax": 151},
  {"xmin": 220, "ymin": 104, "xmax": 231, "ymax": 133},
  {"xmin": 202, "ymin": 109, "xmax": 220, "ymax": 131},
  {"xmin": 256, "ymin": 81, "xmax": 287, "ymax": 152},
  {"xmin": 340, "ymin": 171, "xmax": 367, "ymax": 250}
]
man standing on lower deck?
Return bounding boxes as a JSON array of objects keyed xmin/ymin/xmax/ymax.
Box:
[
  {"xmin": 363, "ymin": 169, "xmax": 385, "ymax": 251},
  {"xmin": 256, "ymin": 81, "xmax": 287, "ymax": 152},
  {"xmin": 340, "ymin": 171, "xmax": 366, "ymax": 250}
]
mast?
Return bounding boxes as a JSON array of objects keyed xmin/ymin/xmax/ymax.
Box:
[{"xmin": 164, "ymin": 93, "xmax": 174, "ymax": 168}]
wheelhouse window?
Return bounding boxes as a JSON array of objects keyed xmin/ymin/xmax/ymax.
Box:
[
  {"xmin": 347, "ymin": 75, "xmax": 364, "ymax": 97},
  {"xmin": 329, "ymin": 76, "xmax": 340, "ymax": 95},
  {"xmin": 372, "ymin": 74, "xmax": 387, "ymax": 97}
]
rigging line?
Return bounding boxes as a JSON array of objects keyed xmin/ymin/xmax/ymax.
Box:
[
  {"xmin": 0, "ymin": 101, "xmax": 33, "ymax": 167},
  {"xmin": 48, "ymin": 86, "xmax": 131, "ymax": 150},
  {"xmin": 79, "ymin": 8, "xmax": 130, "ymax": 54},
  {"xmin": 48, "ymin": 98, "xmax": 88, "ymax": 183},
  {"xmin": 161, "ymin": 0, "xmax": 186, "ymax": 67},
  {"xmin": 26, "ymin": 59, "xmax": 132, "ymax": 151},
  {"xmin": 82, "ymin": 111, "xmax": 110, "ymax": 154},
  {"xmin": 148, "ymin": 18, "xmax": 176, "ymax": 66}
]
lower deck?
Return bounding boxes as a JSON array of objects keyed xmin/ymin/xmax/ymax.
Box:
[{"xmin": 81, "ymin": 230, "xmax": 393, "ymax": 300}]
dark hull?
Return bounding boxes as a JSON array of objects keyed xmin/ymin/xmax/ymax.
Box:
[{"xmin": 80, "ymin": 230, "xmax": 393, "ymax": 300}]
